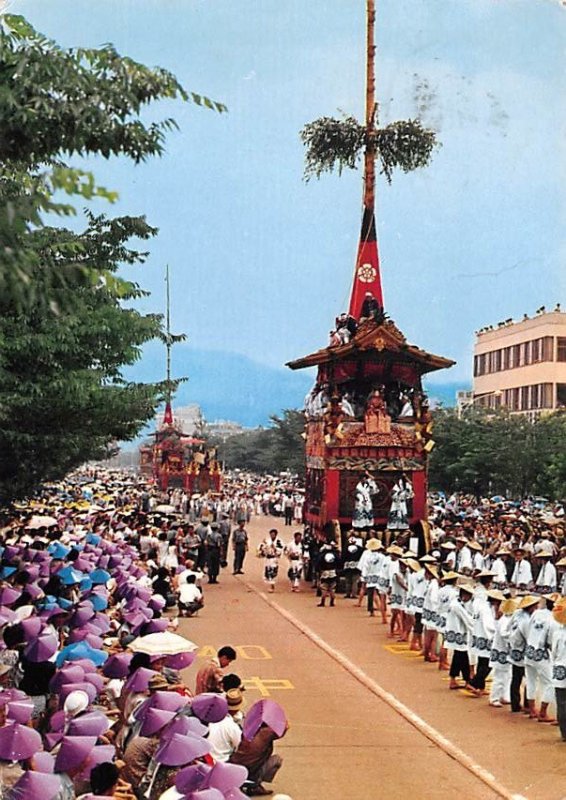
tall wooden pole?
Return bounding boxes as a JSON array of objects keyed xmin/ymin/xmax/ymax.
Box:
[
  {"xmin": 165, "ymin": 264, "xmax": 171, "ymax": 400},
  {"xmin": 363, "ymin": 0, "xmax": 376, "ymax": 211}
]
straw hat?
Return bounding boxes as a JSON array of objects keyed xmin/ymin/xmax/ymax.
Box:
[
  {"xmin": 543, "ymin": 592, "xmax": 561, "ymax": 603},
  {"xmin": 459, "ymin": 583, "xmax": 475, "ymax": 595},
  {"xmin": 468, "ymin": 541, "xmax": 483, "ymax": 552},
  {"xmin": 501, "ymin": 598, "xmax": 518, "ymax": 616},
  {"xmin": 556, "ymin": 558, "xmax": 566, "ymax": 568},
  {"xmin": 487, "ymin": 590, "xmax": 506, "ymax": 603},
  {"xmin": 440, "ymin": 542, "xmax": 456, "ymax": 551},
  {"xmin": 404, "ymin": 558, "xmax": 422, "ymax": 572},
  {"xmin": 519, "ymin": 595, "xmax": 540, "ymax": 609},
  {"xmin": 365, "ymin": 539, "xmax": 382, "ymax": 552},
  {"xmin": 441, "ymin": 571, "xmax": 460, "ymax": 583},
  {"xmin": 386, "ymin": 545, "xmax": 404, "ymax": 556},
  {"xmin": 424, "ymin": 564, "xmax": 439, "ymax": 579},
  {"xmin": 420, "ymin": 554, "xmax": 437, "ymax": 564}
]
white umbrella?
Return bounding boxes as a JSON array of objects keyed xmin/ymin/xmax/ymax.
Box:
[
  {"xmin": 154, "ymin": 504, "xmax": 176, "ymax": 514},
  {"xmin": 129, "ymin": 632, "xmax": 198, "ymax": 656},
  {"xmin": 27, "ymin": 515, "xmax": 58, "ymax": 529}
]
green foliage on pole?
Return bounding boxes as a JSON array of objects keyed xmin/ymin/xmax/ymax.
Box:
[
  {"xmin": 429, "ymin": 408, "xmax": 566, "ymax": 500},
  {"xmin": 300, "ymin": 115, "xmax": 437, "ymax": 183}
]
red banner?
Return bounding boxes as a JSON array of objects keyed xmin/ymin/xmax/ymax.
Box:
[{"xmin": 348, "ymin": 208, "xmax": 384, "ymax": 321}]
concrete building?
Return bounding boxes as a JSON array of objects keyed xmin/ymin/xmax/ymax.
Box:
[
  {"xmin": 473, "ymin": 307, "xmax": 566, "ymax": 416},
  {"xmin": 205, "ymin": 420, "xmax": 246, "ymax": 441},
  {"xmin": 456, "ymin": 389, "xmax": 474, "ymax": 417}
]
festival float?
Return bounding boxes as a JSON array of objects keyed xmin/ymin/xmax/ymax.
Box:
[
  {"xmin": 139, "ymin": 269, "xmax": 222, "ymax": 493},
  {"xmin": 287, "ymin": 0, "xmax": 454, "ymax": 545}
]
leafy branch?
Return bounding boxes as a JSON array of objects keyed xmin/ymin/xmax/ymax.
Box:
[{"xmin": 301, "ymin": 114, "xmax": 437, "ymax": 183}]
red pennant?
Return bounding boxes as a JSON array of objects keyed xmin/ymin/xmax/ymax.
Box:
[
  {"xmin": 348, "ymin": 208, "xmax": 384, "ymax": 320},
  {"xmin": 162, "ymin": 401, "xmax": 173, "ymax": 426}
]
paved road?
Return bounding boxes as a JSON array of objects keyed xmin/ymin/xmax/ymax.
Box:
[{"xmin": 178, "ymin": 516, "xmax": 566, "ymax": 800}]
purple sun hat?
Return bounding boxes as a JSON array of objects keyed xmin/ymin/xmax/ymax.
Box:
[
  {"xmin": 165, "ymin": 651, "xmax": 196, "ymax": 670},
  {"xmin": 124, "ymin": 667, "xmax": 159, "ymax": 693},
  {"xmin": 49, "ymin": 665, "xmax": 86, "ymax": 692},
  {"xmin": 203, "ymin": 763, "xmax": 248, "ymax": 794},
  {"xmin": 0, "ymin": 689, "xmax": 27, "ymax": 706},
  {"xmin": 0, "ymin": 722, "xmax": 42, "ymax": 761},
  {"xmin": 148, "ymin": 595, "xmax": 166, "ymax": 613},
  {"xmin": 90, "ymin": 613, "xmax": 111, "ymax": 633},
  {"xmin": 68, "ymin": 657, "xmax": 98, "ymax": 673},
  {"xmin": 154, "ymin": 733, "xmax": 211, "ymax": 766},
  {"xmin": 25, "ymin": 582, "xmax": 44, "ymax": 600},
  {"xmin": 54, "ymin": 735, "xmax": 97, "ymax": 773},
  {"xmin": 76, "ymin": 744, "xmax": 116, "ymax": 780},
  {"xmin": 243, "ymin": 699, "xmax": 287, "ymax": 741},
  {"xmin": 82, "ymin": 672, "xmax": 105, "ymax": 693},
  {"xmin": 69, "ymin": 604, "xmax": 95, "ymax": 628},
  {"xmin": 0, "ymin": 587, "xmax": 22, "ymax": 606},
  {"xmin": 67, "ymin": 711, "xmax": 110, "ymax": 738},
  {"xmin": 9, "ymin": 770, "xmax": 61, "ymax": 800},
  {"xmin": 144, "ymin": 618, "xmax": 169, "ymax": 634},
  {"xmin": 0, "ymin": 606, "xmax": 17, "ymax": 626},
  {"xmin": 163, "ymin": 715, "xmax": 208, "ymax": 740},
  {"xmin": 32, "ymin": 751, "xmax": 56, "ymax": 773},
  {"xmin": 24, "ymin": 631, "xmax": 58, "ymax": 662},
  {"xmin": 139, "ymin": 708, "xmax": 176, "ymax": 737},
  {"xmin": 6, "ymin": 700, "xmax": 34, "ymax": 724},
  {"xmin": 190, "ymin": 694, "xmax": 229, "ymax": 724},
  {"xmin": 174, "ymin": 763, "xmax": 213, "ymax": 795},
  {"xmin": 102, "ymin": 653, "xmax": 132, "ymax": 679},
  {"xmin": 147, "ymin": 690, "xmax": 190, "ymax": 714}
]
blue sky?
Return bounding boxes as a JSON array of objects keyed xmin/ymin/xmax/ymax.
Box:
[{"xmin": 13, "ymin": 0, "xmax": 566, "ymax": 387}]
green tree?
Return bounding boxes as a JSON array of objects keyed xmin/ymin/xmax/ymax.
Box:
[
  {"xmin": 214, "ymin": 410, "xmax": 305, "ymax": 477},
  {"xmin": 0, "ymin": 15, "xmax": 225, "ymax": 501},
  {"xmin": 429, "ymin": 408, "xmax": 566, "ymax": 500}
]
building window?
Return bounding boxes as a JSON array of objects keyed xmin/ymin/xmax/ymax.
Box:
[
  {"xmin": 557, "ymin": 384, "xmax": 566, "ymax": 409},
  {"xmin": 557, "ymin": 338, "xmax": 566, "ymax": 362},
  {"xmin": 543, "ymin": 337, "xmax": 554, "ymax": 361}
]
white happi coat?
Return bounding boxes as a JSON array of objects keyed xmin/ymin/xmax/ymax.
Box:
[
  {"xmin": 422, "ymin": 577, "xmax": 440, "ymax": 631},
  {"xmin": 470, "ymin": 587, "xmax": 496, "ymax": 658},
  {"xmin": 359, "ymin": 550, "xmax": 382, "ymax": 589},
  {"xmin": 436, "ymin": 584, "xmax": 458, "ymax": 634},
  {"xmin": 535, "ymin": 562, "xmax": 557, "ymax": 593},
  {"xmin": 444, "ymin": 597, "xmax": 474, "ymax": 652}
]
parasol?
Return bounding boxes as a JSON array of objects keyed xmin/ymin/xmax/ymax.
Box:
[{"xmin": 129, "ymin": 631, "xmax": 198, "ymax": 656}]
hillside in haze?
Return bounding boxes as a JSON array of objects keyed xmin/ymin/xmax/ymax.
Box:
[
  {"xmin": 125, "ymin": 342, "xmax": 314, "ymax": 426},
  {"xmin": 126, "ymin": 343, "xmax": 464, "ymax": 427}
]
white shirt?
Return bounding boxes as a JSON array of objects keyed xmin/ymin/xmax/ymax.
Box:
[
  {"xmin": 207, "ymin": 714, "xmax": 243, "ymax": 762},
  {"xmin": 179, "ymin": 584, "xmax": 202, "ymax": 604},
  {"xmin": 510, "ymin": 560, "xmax": 533, "ymax": 587}
]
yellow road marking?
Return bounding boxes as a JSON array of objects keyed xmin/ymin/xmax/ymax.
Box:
[{"xmin": 242, "ymin": 676, "xmax": 294, "ymax": 696}]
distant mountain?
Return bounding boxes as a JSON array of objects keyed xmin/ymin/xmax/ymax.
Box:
[
  {"xmin": 124, "ymin": 343, "xmax": 313, "ymax": 427},
  {"xmin": 424, "ymin": 380, "xmax": 469, "ymax": 408},
  {"xmin": 124, "ymin": 343, "xmax": 467, "ymax": 435}
]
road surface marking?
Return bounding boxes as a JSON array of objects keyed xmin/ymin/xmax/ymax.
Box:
[
  {"xmin": 237, "ymin": 645, "xmax": 273, "ymax": 660},
  {"xmin": 243, "ymin": 676, "xmax": 295, "ymax": 696},
  {"xmin": 244, "ymin": 582, "xmax": 527, "ymax": 800}
]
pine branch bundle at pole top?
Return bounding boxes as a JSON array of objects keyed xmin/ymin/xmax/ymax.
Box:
[{"xmin": 300, "ymin": 0, "xmax": 438, "ymax": 184}]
